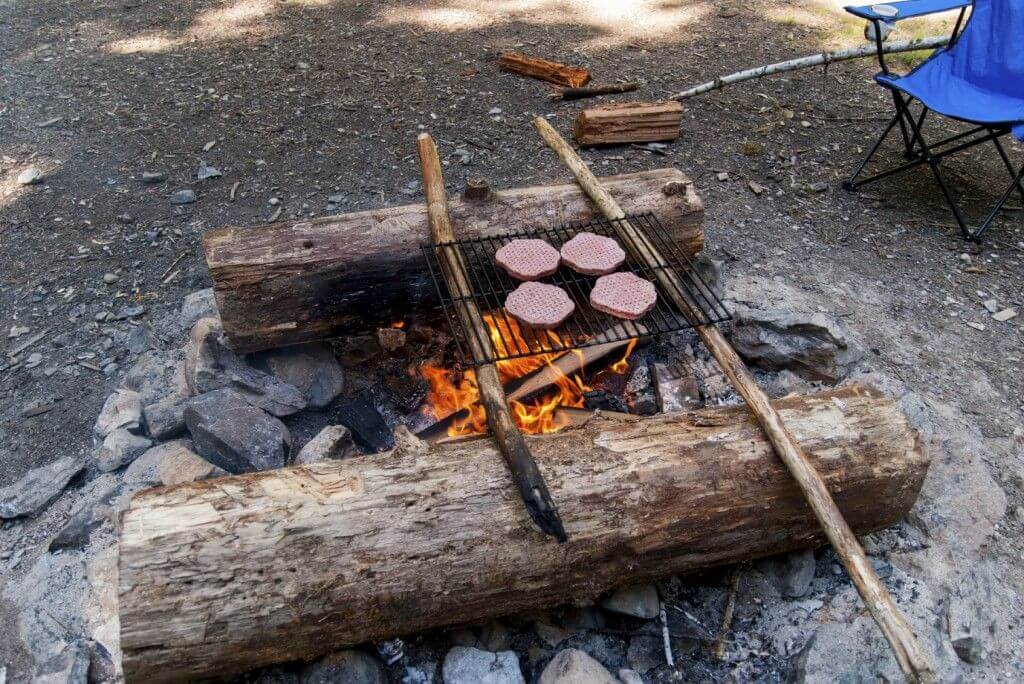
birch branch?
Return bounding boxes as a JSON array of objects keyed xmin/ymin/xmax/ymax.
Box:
[{"xmin": 670, "ymin": 36, "xmax": 948, "ymax": 100}]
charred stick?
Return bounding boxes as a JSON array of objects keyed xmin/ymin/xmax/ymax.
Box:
[
  {"xmin": 532, "ymin": 116, "xmax": 936, "ymax": 683},
  {"xmin": 550, "ymin": 82, "xmax": 640, "ymax": 100},
  {"xmin": 417, "ymin": 133, "xmax": 567, "ymax": 542}
]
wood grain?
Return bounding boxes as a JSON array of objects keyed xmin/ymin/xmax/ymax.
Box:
[
  {"xmin": 573, "ymin": 101, "xmax": 683, "ymax": 146},
  {"xmin": 202, "ymin": 169, "xmax": 704, "ymax": 352},
  {"xmin": 118, "ymin": 385, "xmax": 929, "ymax": 682},
  {"xmin": 498, "ymin": 51, "xmax": 590, "ymax": 88}
]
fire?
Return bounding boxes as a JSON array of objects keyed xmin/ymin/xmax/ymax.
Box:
[{"xmin": 421, "ymin": 314, "xmax": 635, "ymax": 436}]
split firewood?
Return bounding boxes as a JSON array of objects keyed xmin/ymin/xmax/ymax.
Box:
[
  {"xmin": 118, "ymin": 385, "xmax": 928, "ymax": 682},
  {"xmin": 573, "ymin": 101, "xmax": 684, "ymax": 146},
  {"xmin": 498, "ymin": 51, "xmax": 591, "ymax": 88},
  {"xmin": 550, "ymin": 82, "xmax": 640, "ymax": 100}
]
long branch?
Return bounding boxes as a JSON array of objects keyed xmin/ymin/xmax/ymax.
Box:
[{"xmin": 670, "ymin": 36, "xmax": 948, "ymax": 100}]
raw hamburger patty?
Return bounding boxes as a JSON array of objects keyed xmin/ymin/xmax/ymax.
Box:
[
  {"xmin": 505, "ymin": 282, "xmax": 575, "ymax": 329},
  {"xmin": 560, "ymin": 232, "xmax": 626, "ymax": 275},
  {"xmin": 494, "ymin": 238, "xmax": 560, "ymax": 281},
  {"xmin": 590, "ymin": 272, "xmax": 658, "ymax": 320}
]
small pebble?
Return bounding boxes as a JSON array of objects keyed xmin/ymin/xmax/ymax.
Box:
[
  {"xmin": 17, "ymin": 167, "xmax": 44, "ymax": 185},
  {"xmin": 171, "ymin": 189, "xmax": 196, "ymax": 205},
  {"xmin": 103, "ymin": 273, "xmax": 119, "ymax": 284},
  {"xmin": 269, "ymin": 197, "xmax": 281, "ymax": 206},
  {"xmin": 141, "ymin": 171, "xmax": 167, "ymax": 184}
]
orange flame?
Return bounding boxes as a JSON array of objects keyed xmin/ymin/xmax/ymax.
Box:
[{"xmin": 421, "ymin": 314, "xmax": 636, "ymax": 436}]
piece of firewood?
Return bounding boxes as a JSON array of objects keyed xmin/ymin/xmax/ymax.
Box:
[
  {"xmin": 533, "ymin": 116, "xmax": 937, "ymax": 683},
  {"xmin": 118, "ymin": 385, "xmax": 928, "ymax": 682},
  {"xmin": 416, "ymin": 133, "xmax": 565, "ymax": 542},
  {"xmin": 573, "ymin": 101, "xmax": 683, "ymax": 146},
  {"xmin": 498, "ymin": 51, "xmax": 590, "ymax": 88},
  {"xmin": 202, "ymin": 169, "xmax": 704, "ymax": 353}
]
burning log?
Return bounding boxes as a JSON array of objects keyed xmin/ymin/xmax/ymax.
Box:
[
  {"xmin": 417, "ymin": 321, "xmax": 645, "ymax": 442},
  {"xmin": 118, "ymin": 385, "xmax": 929, "ymax": 682},
  {"xmin": 202, "ymin": 168, "xmax": 703, "ymax": 353}
]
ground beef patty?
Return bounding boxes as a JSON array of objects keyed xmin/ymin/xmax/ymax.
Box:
[
  {"xmin": 590, "ymin": 272, "xmax": 658, "ymax": 320},
  {"xmin": 505, "ymin": 281, "xmax": 575, "ymax": 329},
  {"xmin": 559, "ymin": 232, "xmax": 626, "ymax": 275},
  {"xmin": 494, "ymin": 238, "xmax": 561, "ymax": 281}
]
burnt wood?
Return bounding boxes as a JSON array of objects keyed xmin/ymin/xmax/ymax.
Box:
[
  {"xmin": 118, "ymin": 386, "xmax": 929, "ymax": 682},
  {"xmin": 203, "ymin": 169, "xmax": 704, "ymax": 353}
]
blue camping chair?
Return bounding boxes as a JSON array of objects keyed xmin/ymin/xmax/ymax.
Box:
[{"xmin": 843, "ymin": 0, "xmax": 1024, "ymax": 240}]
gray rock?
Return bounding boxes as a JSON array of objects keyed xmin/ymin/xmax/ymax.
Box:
[
  {"xmin": 126, "ymin": 324, "xmax": 155, "ymax": 354},
  {"xmin": 180, "ymin": 288, "xmax": 219, "ymax": 329},
  {"xmin": 143, "ymin": 395, "xmax": 190, "ymax": 440},
  {"xmin": 0, "ymin": 457, "xmax": 84, "ymax": 519},
  {"xmin": 617, "ymin": 669, "xmax": 644, "ymax": 684},
  {"xmin": 256, "ymin": 343, "xmax": 344, "ymax": 408},
  {"xmin": 125, "ymin": 350, "xmax": 186, "ymax": 404},
  {"xmin": 755, "ymin": 549, "xmax": 816, "ymax": 598},
  {"xmin": 442, "ymin": 646, "xmax": 524, "ymax": 684},
  {"xmin": 626, "ymin": 635, "xmax": 661, "ymax": 674},
  {"xmin": 17, "ymin": 167, "xmax": 44, "ymax": 185},
  {"xmin": 600, "ymin": 583, "xmax": 660, "ymax": 619},
  {"xmin": 124, "ymin": 439, "xmax": 195, "ymax": 488},
  {"xmin": 184, "ymin": 389, "xmax": 291, "ymax": 473},
  {"xmin": 35, "ymin": 641, "xmax": 90, "ymax": 684},
  {"xmin": 300, "ymin": 650, "xmax": 385, "ymax": 684},
  {"xmin": 729, "ymin": 304, "xmax": 861, "ymax": 382},
  {"xmin": 186, "ymin": 317, "xmax": 306, "ymax": 417},
  {"xmin": 93, "ymin": 389, "xmax": 143, "ymax": 439},
  {"xmin": 478, "ymin": 621, "xmax": 511, "ymax": 652},
  {"xmin": 140, "ymin": 171, "xmax": 167, "ymax": 184},
  {"xmin": 295, "ymin": 425, "xmax": 358, "ymax": 465},
  {"xmin": 49, "ymin": 500, "xmax": 111, "ymax": 552},
  {"xmin": 158, "ymin": 443, "xmax": 227, "ymax": 486},
  {"xmin": 170, "ymin": 189, "xmax": 196, "ymax": 205},
  {"xmin": 538, "ymin": 649, "xmax": 618, "ymax": 684},
  {"xmin": 95, "ymin": 428, "xmax": 152, "ymax": 472},
  {"xmin": 947, "ymin": 565, "xmax": 995, "ymax": 664},
  {"xmin": 402, "ymin": 662, "xmax": 437, "ymax": 684},
  {"xmin": 792, "ymin": 621, "xmax": 899, "ymax": 683}
]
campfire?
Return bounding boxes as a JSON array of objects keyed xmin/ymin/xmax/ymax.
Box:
[{"xmin": 420, "ymin": 313, "xmax": 636, "ymax": 436}]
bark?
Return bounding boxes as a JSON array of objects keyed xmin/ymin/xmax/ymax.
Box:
[
  {"xmin": 203, "ymin": 168, "xmax": 704, "ymax": 353},
  {"xmin": 498, "ymin": 51, "xmax": 591, "ymax": 88},
  {"xmin": 573, "ymin": 101, "xmax": 684, "ymax": 146},
  {"xmin": 119, "ymin": 385, "xmax": 929, "ymax": 682}
]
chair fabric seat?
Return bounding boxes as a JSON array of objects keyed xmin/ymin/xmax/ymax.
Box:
[{"xmin": 877, "ymin": 57, "xmax": 1024, "ymax": 140}]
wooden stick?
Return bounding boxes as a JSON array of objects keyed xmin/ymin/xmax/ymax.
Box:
[
  {"xmin": 713, "ymin": 566, "xmax": 741, "ymax": 660},
  {"xmin": 670, "ymin": 36, "xmax": 947, "ymax": 100},
  {"xmin": 550, "ymin": 82, "xmax": 640, "ymax": 100},
  {"xmin": 531, "ymin": 116, "xmax": 936, "ymax": 683},
  {"xmin": 416, "ymin": 133, "xmax": 566, "ymax": 542}
]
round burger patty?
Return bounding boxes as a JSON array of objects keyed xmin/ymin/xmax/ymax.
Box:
[
  {"xmin": 505, "ymin": 281, "xmax": 575, "ymax": 329},
  {"xmin": 494, "ymin": 238, "xmax": 561, "ymax": 281},
  {"xmin": 590, "ymin": 272, "xmax": 658, "ymax": 320},
  {"xmin": 559, "ymin": 232, "xmax": 626, "ymax": 275}
]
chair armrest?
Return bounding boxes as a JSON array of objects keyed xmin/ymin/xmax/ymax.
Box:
[{"xmin": 845, "ymin": 0, "xmax": 971, "ymax": 22}]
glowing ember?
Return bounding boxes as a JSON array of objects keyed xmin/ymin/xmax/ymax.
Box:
[{"xmin": 420, "ymin": 314, "xmax": 636, "ymax": 436}]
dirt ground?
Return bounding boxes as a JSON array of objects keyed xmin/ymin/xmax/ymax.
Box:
[{"xmin": 1, "ymin": 0, "xmax": 1021, "ymax": 680}]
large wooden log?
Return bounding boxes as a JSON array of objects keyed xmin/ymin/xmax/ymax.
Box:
[
  {"xmin": 118, "ymin": 385, "xmax": 928, "ymax": 682},
  {"xmin": 202, "ymin": 168, "xmax": 704, "ymax": 353}
]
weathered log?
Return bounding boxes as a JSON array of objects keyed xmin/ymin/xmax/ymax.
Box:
[
  {"xmin": 498, "ymin": 51, "xmax": 590, "ymax": 88},
  {"xmin": 202, "ymin": 169, "xmax": 704, "ymax": 353},
  {"xmin": 118, "ymin": 385, "xmax": 929, "ymax": 682},
  {"xmin": 573, "ymin": 101, "xmax": 684, "ymax": 146}
]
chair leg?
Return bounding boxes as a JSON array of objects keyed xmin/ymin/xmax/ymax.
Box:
[
  {"xmin": 901, "ymin": 107, "xmax": 975, "ymax": 240},
  {"xmin": 990, "ymin": 134, "xmax": 1024, "ymax": 205},
  {"xmin": 970, "ymin": 162, "xmax": 1024, "ymax": 241},
  {"xmin": 843, "ymin": 114, "xmax": 902, "ymax": 190},
  {"xmin": 892, "ymin": 91, "xmax": 914, "ymax": 157}
]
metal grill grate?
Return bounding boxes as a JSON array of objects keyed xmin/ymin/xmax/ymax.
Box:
[{"xmin": 422, "ymin": 212, "xmax": 730, "ymax": 366}]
